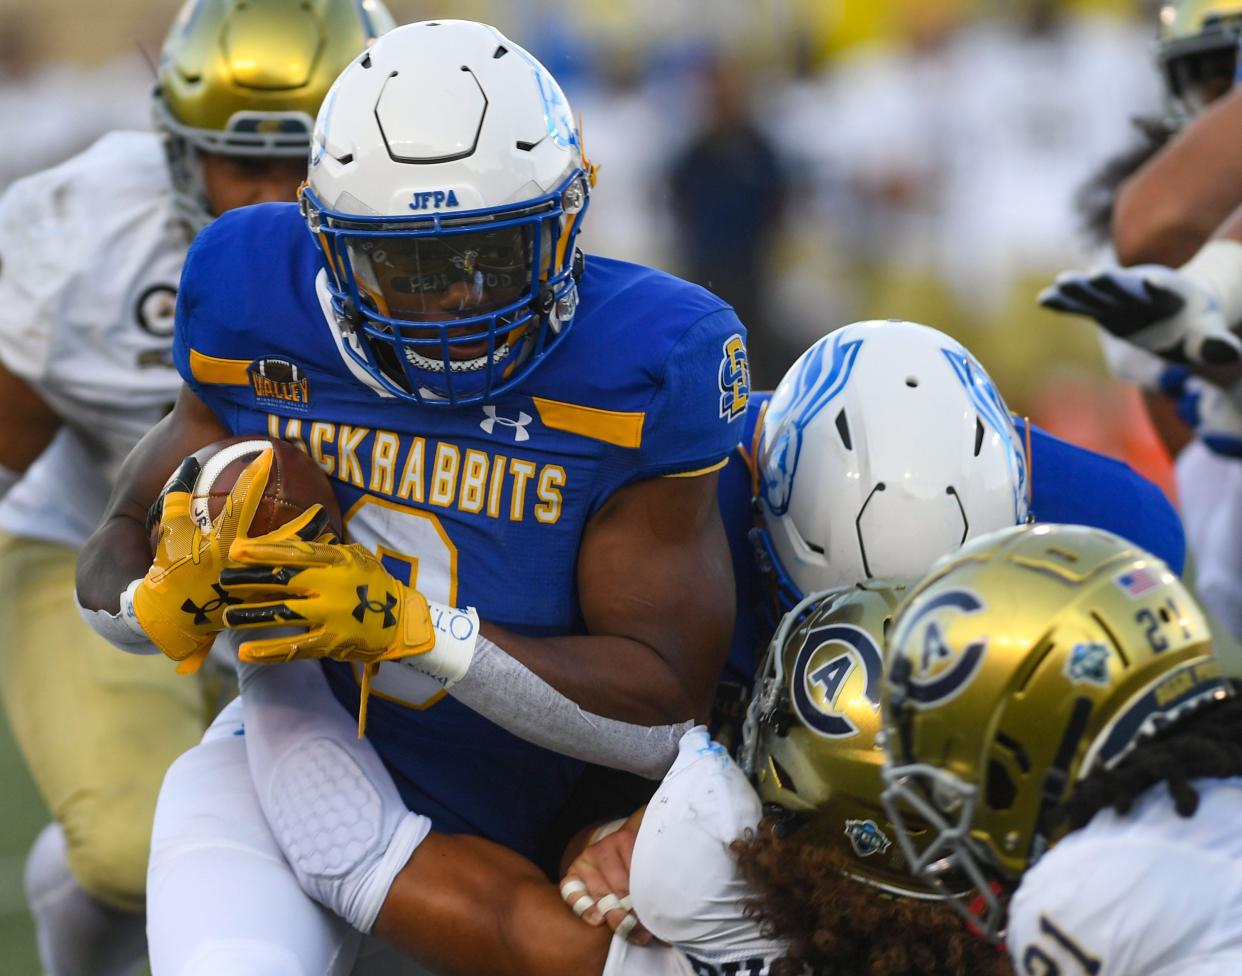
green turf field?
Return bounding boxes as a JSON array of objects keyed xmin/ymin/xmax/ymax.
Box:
[{"xmin": 0, "ymin": 709, "xmax": 49, "ymax": 974}]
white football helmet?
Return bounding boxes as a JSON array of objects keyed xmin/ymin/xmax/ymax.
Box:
[
  {"xmin": 301, "ymin": 20, "xmax": 594, "ymax": 405},
  {"xmin": 753, "ymin": 320, "xmax": 1029, "ymax": 611}
]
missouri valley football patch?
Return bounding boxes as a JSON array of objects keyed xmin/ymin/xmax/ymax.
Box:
[{"xmin": 249, "ymin": 358, "xmax": 311, "ymax": 410}]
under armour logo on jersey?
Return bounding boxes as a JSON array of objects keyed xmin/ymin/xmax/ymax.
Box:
[
  {"xmin": 353, "ymin": 585, "xmax": 398, "ymax": 628},
  {"xmin": 181, "ymin": 584, "xmax": 241, "ymax": 625},
  {"xmin": 480, "ymin": 405, "xmax": 533, "ymax": 441}
]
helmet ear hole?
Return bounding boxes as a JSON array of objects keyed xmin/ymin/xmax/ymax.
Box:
[
  {"xmin": 834, "ymin": 409, "xmax": 852, "ymax": 450},
  {"xmin": 905, "ymin": 376, "xmax": 919, "ymax": 388},
  {"xmin": 985, "ymin": 760, "xmax": 1017, "ymax": 811}
]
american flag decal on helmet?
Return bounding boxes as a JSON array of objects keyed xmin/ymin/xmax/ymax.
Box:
[{"xmin": 1115, "ymin": 566, "xmax": 1161, "ymax": 598}]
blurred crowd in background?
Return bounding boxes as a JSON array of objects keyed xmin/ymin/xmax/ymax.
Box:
[{"xmin": 0, "ymin": 0, "xmax": 1174, "ymax": 488}]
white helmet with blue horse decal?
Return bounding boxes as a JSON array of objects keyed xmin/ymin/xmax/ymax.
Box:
[{"xmin": 753, "ymin": 320, "xmax": 1030, "ymax": 611}]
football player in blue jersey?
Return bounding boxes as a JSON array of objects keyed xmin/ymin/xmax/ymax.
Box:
[{"xmin": 74, "ymin": 19, "xmax": 750, "ymax": 973}]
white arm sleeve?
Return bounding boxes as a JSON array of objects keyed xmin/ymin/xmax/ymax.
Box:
[
  {"xmin": 0, "ymin": 463, "xmax": 17, "ymax": 501},
  {"xmin": 385, "ymin": 603, "xmax": 690, "ymax": 778},
  {"xmin": 442, "ymin": 636, "xmax": 691, "ymax": 779},
  {"xmin": 74, "ymin": 579, "xmax": 160, "ymax": 655}
]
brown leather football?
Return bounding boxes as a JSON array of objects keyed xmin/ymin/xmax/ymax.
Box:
[{"xmin": 154, "ymin": 436, "xmax": 342, "ymax": 549}]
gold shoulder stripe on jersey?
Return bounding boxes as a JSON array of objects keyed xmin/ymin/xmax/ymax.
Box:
[
  {"xmin": 663, "ymin": 457, "xmax": 729, "ymax": 478},
  {"xmin": 189, "ymin": 349, "xmax": 253, "ymax": 386},
  {"xmin": 531, "ymin": 396, "xmax": 645, "ymax": 449}
]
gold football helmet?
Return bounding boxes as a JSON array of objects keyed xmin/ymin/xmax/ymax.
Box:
[
  {"xmin": 1157, "ymin": 1, "xmax": 1242, "ymax": 122},
  {"xmin": 880, "ymin": 523, "xmax": 1227, "ymax": 940},
  {"xmin": 154, "ymin": 0, "xmax": 394, "ymax": 230},
  {"xmin": 742, "ymin": 580, "xmax": 944, "ymax": 899}
]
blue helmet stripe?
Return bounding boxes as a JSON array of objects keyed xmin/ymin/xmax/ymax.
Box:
[
  {"xmin": 941, "ymin": 347, "xmax": 1027, "ymax": 522},
  {"xmin": 761, "ymin": 331, "xmax": 863, "ymax": 517}
]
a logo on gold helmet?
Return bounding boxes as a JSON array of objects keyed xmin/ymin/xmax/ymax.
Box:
[
  {"xmin": 844, "ymin": 818, "xmax": 892, "ymax": 858},
  {"xmin": 890, "ymin": 589, "xmax": 988, "ymax": 708}
]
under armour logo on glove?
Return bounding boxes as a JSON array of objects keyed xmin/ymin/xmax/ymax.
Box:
[
  {"xmin": 181, "ymin": 584, "xmax": 242, "ymax": 625},
  {"xmin": 352, "ymin": 585, "xmax": 398, "ymax": 627},
  {"xmin": 479, "ymin": 405, "xmax": 532, "ymax": 441}
]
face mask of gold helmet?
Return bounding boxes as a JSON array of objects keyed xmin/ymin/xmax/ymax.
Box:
[
  {"xmin": 1157, "ymin": 1, "xmax": 1242, "ymax": 125},
  {"xmin": 741, "ymin": 580, "xmax": 959, "ymax": 901},
  {"xmin": 152, "ymin": 0, "xmax": 395, "ymax": 233},
  {"xmin": 880, "ymin": 523, "xmax": 1229, "ymax": 941}
]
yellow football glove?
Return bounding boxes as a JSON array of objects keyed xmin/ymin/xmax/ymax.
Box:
[
  {"xmin": 218, "ymin": 539, "xmax": 436, "ymax": 666},
  {"xmin": 133, "ymin": 447, "xmax": 329, "ymax": 674}
]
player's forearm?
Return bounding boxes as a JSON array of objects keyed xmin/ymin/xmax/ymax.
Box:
[
  {"xmin": 76, "ymin": 514, "xmax": 152, "ymax": 613},
  {"xmin": 374, "ymin": 833, "xmax": 610, "ymax": 976},
  {"xmin": 0, "ymin": 358, "xmax": 61, "ymax": 495},
  {"xmin": 77, "ymin": 384, "xmax": 228, "ymax": 612},
  {"xmin": 74, "ymin": 512, "xmax": 164, "ymax": 655},
  {"xmin": 1113, "ymin": 88, "xmax": 1242, "ymax": 266}
]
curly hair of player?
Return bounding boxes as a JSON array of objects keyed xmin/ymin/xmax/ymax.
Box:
[
  {"xmin": 1061, "ymin": 688, "xmax": 1242, "ymax": 832},
  {"xmin": 731, "ymin": 819, "xmax": 1012, "ymax": 976},
  {"xmin": 1075, "ymin": 116, "xmax": 1173, "ymax": 247}
]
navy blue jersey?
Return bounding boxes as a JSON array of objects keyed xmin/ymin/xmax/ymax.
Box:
[
  {"xmin": 717, "ymin": 401, "xmax": 1186, "ymax": 687},
  {"xmin": 174, "ymin": 202, "xmax": 749, "ymax": 856}
]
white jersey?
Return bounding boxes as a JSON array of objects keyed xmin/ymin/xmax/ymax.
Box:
[
  {"xmin": 1177, "ymin": 441, "xmax": 1242, "ymax": 644},
  {"xmin": 0, "ymin": 130, "xmax": 187, "ymax": 546},
  {"xmin": 1008, "ymin": 777, "xmax": 1242, "ymax": 975},
  {"xmin": 604, "ymin": 727, "xmax": 788, "ymax": 976}
]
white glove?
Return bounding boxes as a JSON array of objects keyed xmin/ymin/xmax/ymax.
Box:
[
  {"xmin": 1161, "ymin": 366, "xmax": 1242, "ymax": 460},
  {"xmin": 1039, "ymin": 241, "xmax": 1242, "ymax": 366}
]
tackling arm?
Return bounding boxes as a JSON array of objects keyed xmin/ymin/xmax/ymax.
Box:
[
  {"xmin": 75, "ymin": 385, "xmax": 228, "ymax": 614},
  {"xmin": 1113, "ymin": 87, "xmax": 1242, "ymax": 266},
  {"xmin": 0, "ymin": 357, "xmax": 62, "ymax": 495},
  {"xmin": 373, "ymin": 834, "xmax": 612, "ymax": 976}
]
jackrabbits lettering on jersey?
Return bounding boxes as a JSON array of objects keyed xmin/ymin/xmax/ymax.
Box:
[{"xmin": 173, "ymin": 201, "xmax": 748, "ymax": 855}]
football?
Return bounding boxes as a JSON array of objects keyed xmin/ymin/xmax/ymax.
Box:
[{"xmin": 152, "ymin": 436, "xmax": 342, "ymax": 549}]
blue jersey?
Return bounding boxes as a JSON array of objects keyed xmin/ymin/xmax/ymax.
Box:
[
  {"xmin": 173, "ymin": 202, "xmax": 749, "ymax": 857},
  {"xmin": 718, "ymin": 400, "xmax": 1186, "ymax": 687},
  {"xmin": 1013, "ymin": 418, "xmax": 1185, "ymax": 578},
  {"xmin": 716, "ymin": 392, "xmax": 770, "ymax": 690}
]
